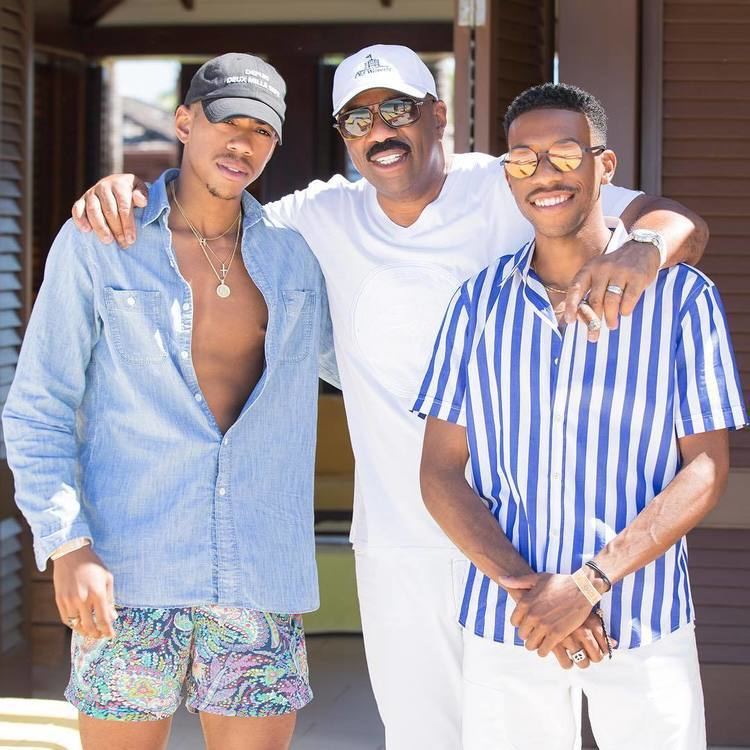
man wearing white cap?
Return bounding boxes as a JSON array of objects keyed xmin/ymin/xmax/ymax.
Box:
[{"xmin": 72, "ymin": 45, "xmax": 708, "ymax": 749}]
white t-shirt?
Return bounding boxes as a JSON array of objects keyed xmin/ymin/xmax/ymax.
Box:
[{"xmin": 267, "ymin": 152, "xmax": 641, "ymax": 549}]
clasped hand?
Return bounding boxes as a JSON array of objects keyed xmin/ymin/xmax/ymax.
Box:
[{"xmin": 498, "ymin": 572, "xmax": 616, "ymax": 670}]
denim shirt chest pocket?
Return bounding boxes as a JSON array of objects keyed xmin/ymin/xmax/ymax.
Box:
[
  {"xmin": 103, "ymin": 287, "xmax": 169, "ymax": 365},
  {"xmin": 277, "ymin": 290, "xmax": 315, "ymax": 363}
]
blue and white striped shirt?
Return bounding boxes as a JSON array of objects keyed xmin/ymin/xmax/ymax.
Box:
[{"xmin": 413, "ymin": 221, "xmax": 747, "ymax": 649}]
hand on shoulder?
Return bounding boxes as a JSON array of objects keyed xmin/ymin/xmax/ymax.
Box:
[{"xmin": 71, "ymin": 173, "xmax": 149, "ymax": 247}]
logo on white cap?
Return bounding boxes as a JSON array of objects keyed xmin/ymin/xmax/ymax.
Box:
[{"xmin": 354, "ymin": 54, "xmax": 393, "ymax": 79}]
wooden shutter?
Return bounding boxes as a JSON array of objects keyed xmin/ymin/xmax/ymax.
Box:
[
  {"xmin": 0, "ymin": 0, "xmax": 29, "ymax": 459},
  {"xmin": 0, "ymin": 0, "xmax": 30, "ymax": 692},
  {"xmin": 661, "ymin": 0, "xmax": 750, "ymax": 466},
  {"xmin": 455, "ymin": 0, "xmax": 555, "ymax": 155}
]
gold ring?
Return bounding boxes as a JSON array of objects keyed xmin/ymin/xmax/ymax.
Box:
[{"xmin": 66, "ymin": 616, "xmax": 81, "ymax": 628}]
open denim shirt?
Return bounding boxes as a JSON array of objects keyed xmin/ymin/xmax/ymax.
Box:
[{"xmin": 3, "ymin": 169, "xmax": 339, "ymax": 613}]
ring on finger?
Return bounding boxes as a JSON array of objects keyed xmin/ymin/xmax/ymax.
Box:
[
  {"xmin": 577, "ymin": 301, "xmax": 601, "ymax": 332},
  {"xmin": 567, "ymin": 648, "xmax": 587, "ymax": 663},
  {"xmin": 606, "ymin": 284, "xmax": 624, "ymax": 297},
  {"xmin": 66, "ymin": 616, "xmax": 81, "ymax": 629}
]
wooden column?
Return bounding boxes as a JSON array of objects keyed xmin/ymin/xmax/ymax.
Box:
[
  {"xmin": 261, "ymin": 53, "xmax": 320, "ymax": 203},
  {"xmin": 558, "ymin": 0, "xmax": 640, "ymax": 188}
]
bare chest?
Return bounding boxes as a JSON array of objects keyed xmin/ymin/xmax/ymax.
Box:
[{"xmin": 171, "ymin": 231, "xmax": 268, "ymax": 431}]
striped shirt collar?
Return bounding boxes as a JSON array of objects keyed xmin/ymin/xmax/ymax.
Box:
[{"xmin": 501, "ymin": 216, "xmax": 630, "ymax": 294}]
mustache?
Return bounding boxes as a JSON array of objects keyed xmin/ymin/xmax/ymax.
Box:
[
  {"xmin": 527, "ymin": 184, "xmax": 578, "ymax": 201},
  {"xmin": 216, "ymin": 153, "xmax": 251, "ymax": 170},
  {"xmin": 367, "ymin": 139, "xmax": 411, "ymax": 161}
]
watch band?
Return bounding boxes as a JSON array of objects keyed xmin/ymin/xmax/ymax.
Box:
[{"xmin": 628, "ymin": 230, "xmax": 667, "ymax": 268}]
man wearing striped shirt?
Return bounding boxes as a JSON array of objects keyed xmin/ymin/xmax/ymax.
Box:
[{"xmin": 415, "ymin": 83, "xmax": 747, "ymax": 750}]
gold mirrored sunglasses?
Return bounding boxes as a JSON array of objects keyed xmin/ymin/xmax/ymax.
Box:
[{"xmin": 504, "ymin": 140, "xmax": 607, "ymax": 179}]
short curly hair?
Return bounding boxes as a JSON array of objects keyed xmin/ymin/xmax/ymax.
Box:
[{"xmin": 503, "ymin": 83, "xmax": 607, "ymax": 144}]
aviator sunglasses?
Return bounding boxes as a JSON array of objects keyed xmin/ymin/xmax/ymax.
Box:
[
  {"xmin": 334, "ymin": 96, "xmax": 430, "ymax": 139},
  {"xmin": 503, "ymin": 140, "xmax": 607, "ymax": 179}
]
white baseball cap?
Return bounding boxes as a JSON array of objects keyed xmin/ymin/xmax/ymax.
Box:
[{"xmin": 332, "ymin": 44, "xmax": 438, "ymax": 115}]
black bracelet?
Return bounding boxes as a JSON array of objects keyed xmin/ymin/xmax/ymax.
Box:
[
  {"xmin": 594, "ymin": 607, "xmax": 613, "ymax": 660},
  {"xmin": 585, "ymin": 560, "xmax": 612, "ymax": 592}
]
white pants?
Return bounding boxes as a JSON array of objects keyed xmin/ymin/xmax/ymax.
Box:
[
  {"xmin": 462, "ymin": 623, "xmax": 707, "ymax": 750},
  {"xmin": 355, "ymin": 546, "xmax": 469, "ymax": 750}
]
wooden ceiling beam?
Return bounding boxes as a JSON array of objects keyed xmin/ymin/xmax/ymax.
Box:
[
  {"xmin": 54, "ymin": 22, "xmax": 452, "ymax": 58},
  {"xmin": 71, "ymin": 0, "xmax": 127, "ymax": 26}
]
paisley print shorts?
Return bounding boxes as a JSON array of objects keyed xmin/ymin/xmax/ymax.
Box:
[{"xmin": 65, "ymin": 606, "xmax": 311, "ymax": 720}]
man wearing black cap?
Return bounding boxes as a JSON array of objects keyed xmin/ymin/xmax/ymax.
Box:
[
  {"xmin": 186, "ymin": 53, "xmax": 287, "ymax": 141},
  {"xmin": 3, "ymin": 53, "xmax": 337, "ymax": 749}
]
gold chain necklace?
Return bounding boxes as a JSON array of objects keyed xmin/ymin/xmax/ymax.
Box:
[
  {"xmin": 170, "ymin": 182, "xmax": 242, "ymax": 298},
  {"xmin": 534, "ymin": 273, "xmax": 569, "ymax": 295},
  {"xmin": 170, "ymin": 181, "xmax": 240, "ymax": 241},
  {"xmin": 531, "ymin": 230, "xmax": 616, "ymax": 297}
]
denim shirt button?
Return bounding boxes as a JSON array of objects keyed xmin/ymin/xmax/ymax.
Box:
[
  {"xmin": 182, "ymin": 302, "xmax": 190, "ymax": 311},
  {"xmin": 218, "ymin": 487, "xmax": 226, "ymax": 496},
  {"xmin": 194, "ymin": 393, "xmax": 203, "ymax": 402}
]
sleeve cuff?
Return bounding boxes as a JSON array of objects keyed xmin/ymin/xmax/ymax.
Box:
[
  {"xmin": 34, "ymin": 523, "xmax": 93, "ymax": 572},
  {"xmin": 676, "ymin": 405, "xmax": 749, "ymax": 438},
  {"xmin": 49, "ymin": 537, "xmax": 93, "ymax": 561},
  {"xmin": 410, "ymin": 397, "xmax": 467, "ymax": 427}
]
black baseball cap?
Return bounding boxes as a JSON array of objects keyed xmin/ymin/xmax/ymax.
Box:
[{"xmin": 184, "ymin": 53, "xmax": 286, "ymax": 143}]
